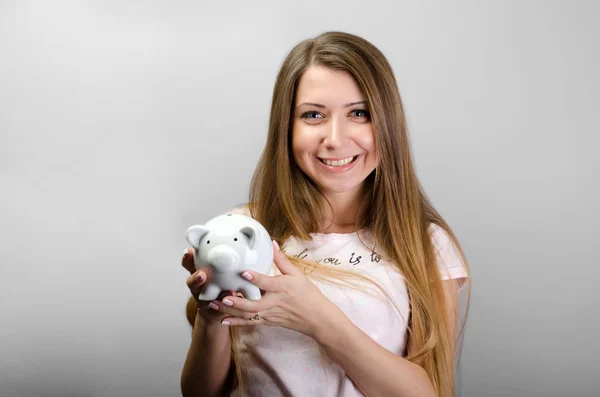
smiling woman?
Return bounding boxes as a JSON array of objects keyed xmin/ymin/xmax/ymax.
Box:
[
  {"xmin": 292, "ymin": 66, "xmax": 378, "ymax": 209},
  {"xmin": 181, "ymin": 31, "xmax": 471, "ymax": 397}
]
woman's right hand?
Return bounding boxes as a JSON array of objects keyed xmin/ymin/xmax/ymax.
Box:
[{"xmin": 182, "ymin": 248, "xmax": 234, "ymax": 325}]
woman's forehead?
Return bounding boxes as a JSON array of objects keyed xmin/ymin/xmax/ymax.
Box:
[{"xmin": 295, "ymin": 66, "xmax": 366, "ymax": 107}]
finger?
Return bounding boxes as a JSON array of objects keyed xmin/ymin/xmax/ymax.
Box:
[
  {"xmin": 272, "ymin": 240, "xmax": 302, "ymax": 276},
  {"xmin": 220, "ymin": 294, "xmax": 274, "ymax": 313},
  {"xmin": 186, "ymin": 270, "xmax": 207, "ymax": 298},
  {"xmin": 208, "ymin": 299, "xmax": 257, "ymax": 319},
  {"xmin": 181, "ymin": 248, "xmax": 196, "ymax": 275},
  {"xmin": 240, "ymin": 270, "xmax": 280, "ymax": 292},
  {"xmin": 221, "ymin": 315, "xmax": 266, "ymax": 327}
]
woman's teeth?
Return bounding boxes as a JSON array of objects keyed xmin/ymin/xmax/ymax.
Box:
[{"xmin": 321, "ymin": 156, "xmax": 357, "ymax": 167}]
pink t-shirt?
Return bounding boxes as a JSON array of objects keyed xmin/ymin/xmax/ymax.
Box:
[{"xmin": 227, "ymin": 207, "xmax": 468, "ymax": 396}]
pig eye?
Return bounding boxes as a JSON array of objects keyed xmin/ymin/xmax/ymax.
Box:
[
  {"xmin": 234, "ymin": 238, "xmax": 238, "ymax": 241},
  {"xmin": 206, "ymin": 240, "xmax": 210, "ymax": 244}
]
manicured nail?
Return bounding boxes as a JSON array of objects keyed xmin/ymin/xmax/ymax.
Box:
[
  {"xmin": 273, "ymin": 240, "xmax": 280, "ymax": 252},
  {"xmin": 208, "ymin": 302, "xmax": 219, "ymax": 310},
  {"xmin": 221, "ymin": 320, "xmax": 231, "ymax": 326},
  {"xmin": 222, "ymin": 298, "xmax": 233, "ymax": 306},
  {"xmin": 242, "ymin": 271, "xmax": 253, "ymax": 281}
]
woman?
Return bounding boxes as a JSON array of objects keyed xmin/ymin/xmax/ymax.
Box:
[{"xmin": 181, "ymin": 31, "xmax": 470, "ymax": 397}]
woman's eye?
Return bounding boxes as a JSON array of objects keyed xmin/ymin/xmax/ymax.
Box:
[
  {"xmin": 350, "ymin": 109, "xmax": 370, "ymax": 118},
  {"xmin": 300, "ymin": 111, "xmax": 323, "ymax": 119}
]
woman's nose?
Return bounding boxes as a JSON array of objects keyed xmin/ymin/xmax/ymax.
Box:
[{"xmin": 321, "ymin": 118, "xmax": 343, "ymax": 149}]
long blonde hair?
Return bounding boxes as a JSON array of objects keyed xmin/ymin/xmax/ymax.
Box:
[{"xmin": 187, "ymin": 31, "xmax": 470, "ymax": 397}]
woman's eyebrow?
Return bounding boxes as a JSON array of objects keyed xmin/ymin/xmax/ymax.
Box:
[
  {"xmin": 344, "ymin": 100, "xmax": 367, "ymax": 107},
  {"xmin": 296, "ymin": 102, "xmax": 326, "ymax": 109},
  {"xmin": 295, "ymin": 100, "xmax": 367, "ymax": 109}
]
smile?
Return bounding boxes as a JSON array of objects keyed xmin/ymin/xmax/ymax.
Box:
[{"xmin": 318, "ymin": 155, "xmax": 359, "ymax": 167}]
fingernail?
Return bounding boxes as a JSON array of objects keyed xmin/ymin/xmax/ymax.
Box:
[
  {"xmin": 273, "ymin": 240, "xmax": 280, "ymax": 252},
  {"xmin": 208, "ymin": 302, "xmax": 219, "ymax": 310},
  {"xmin": 196, "ymin": 272, "xmax": 204, "ymax": 282},
  {"xmin": 242, "ymin": 271, "xmax": 253, "ymax": 281},
  {"xmin": 222, "ymin": 320, "xmax": 231, "ymax": 326},
  {"xmin": 222, "ymin": 298, "xmax": 233, "ymax": 306}
]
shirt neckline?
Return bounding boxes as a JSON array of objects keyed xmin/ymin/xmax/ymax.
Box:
[{"xmin": 307, "ymin": 229, "xmax": 370, "ymax": 242}]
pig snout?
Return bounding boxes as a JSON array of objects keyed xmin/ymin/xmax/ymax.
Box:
[{"xmin": 207, "ymin": 245, "xmax": 241, "ymax": 272}]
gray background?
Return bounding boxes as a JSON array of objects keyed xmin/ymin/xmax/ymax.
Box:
[{"xmin": 1, "ymin": 1, "xmax": 598, "ymax": 396}]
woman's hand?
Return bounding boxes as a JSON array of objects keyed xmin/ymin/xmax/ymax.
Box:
[
  {"xmin": 214, "ymin": 241, "xmax": 339, "ymax": 339},
  {"xmin": 182, "ymin": 248, "xmax": 237, "ymax": 325}
]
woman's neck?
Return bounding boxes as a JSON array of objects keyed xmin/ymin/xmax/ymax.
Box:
[{"xmin": 320, "ymin": 188, "xmax": 364, "ymax": 234}]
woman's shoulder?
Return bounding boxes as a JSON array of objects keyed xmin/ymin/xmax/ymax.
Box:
[
  {"xmin": 427, "ymin": 223, "xmax": 453, "ymax": 248},
  {"xmin": 427, "ymin": 223, "xmax": 469, "ymax": 281},
  {"xmin": 225, "ymin": 203, "xmax": 252, "ymax": 217}
]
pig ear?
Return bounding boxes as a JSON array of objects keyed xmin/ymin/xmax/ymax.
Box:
[
  {"xmin": 186, "ymin": 225, "xmax": 210, "ymax": 249},
  {"xmin": 239, "ymin": 225, "xmax": 259, "ymax": 248}
]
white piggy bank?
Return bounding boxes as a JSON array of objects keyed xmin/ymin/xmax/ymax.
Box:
[{"xmin": 185, "ymin": 213, "xmax": 274, "ymax": 301}]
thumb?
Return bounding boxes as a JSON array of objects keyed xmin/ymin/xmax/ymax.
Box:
[
  {"xmin": 182, "ymin": 248, "xmax": 196, "ymax": 274},
  {"xmin": 272, "ymin": 240, "xmax": 301, "ymax": 276}
]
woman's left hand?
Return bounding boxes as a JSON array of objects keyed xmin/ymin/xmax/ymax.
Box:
[{"xmin": 212, "ymin": 240, "xmax": 337, "ymax": 338}]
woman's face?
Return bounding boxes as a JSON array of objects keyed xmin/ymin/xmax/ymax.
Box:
[{"xmin": 291, "ymin": 66, "xmax": 378, "ymax": 198}]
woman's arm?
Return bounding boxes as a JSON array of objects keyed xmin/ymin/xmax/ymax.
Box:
[
  {"xmin": 314, "ymin": 304, "xmax": 435, "ymax": 397},
  {"xmin": 181, "ymin": 313, "xmax": 233, "ymax": 397},
  {"xmin": 314, "ymin": 279, "xmax": 461, "ymax": 397},
  {"xmin": 180, "ymin": 250, "xmax": 236, "ymax": 397}
]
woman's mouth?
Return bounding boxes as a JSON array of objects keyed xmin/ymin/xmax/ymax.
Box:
[{"xmin": 318, "ymin": 155, "xmax": 359, "ymax": 167}]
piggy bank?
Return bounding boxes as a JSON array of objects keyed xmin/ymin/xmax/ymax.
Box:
[{"xmin": 185, "ymin": 213, "xmax": 274, "ymax": 301}]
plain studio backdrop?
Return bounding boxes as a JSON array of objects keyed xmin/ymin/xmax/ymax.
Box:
[{"xmin": 1, "ymin": 1, "xmax": 598, "ymax": 396}]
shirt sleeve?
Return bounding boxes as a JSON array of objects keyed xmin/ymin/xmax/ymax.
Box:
[{"xmin": 429, "ymin": 223, "xmax": 469, "ymax": 281}]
